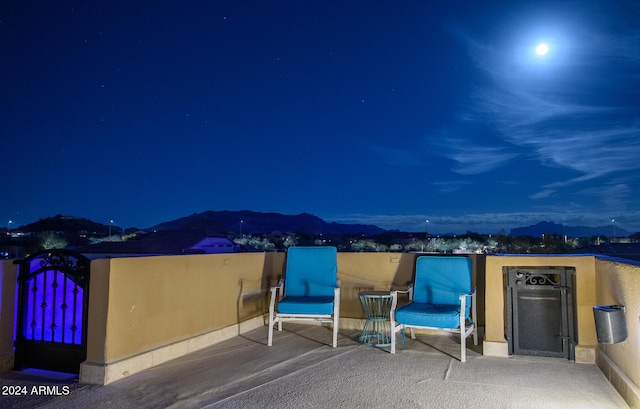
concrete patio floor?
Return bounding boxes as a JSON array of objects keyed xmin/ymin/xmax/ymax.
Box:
[{"xmin": 1, "ymin": 324, "xmax": 629, "ymax": 408}]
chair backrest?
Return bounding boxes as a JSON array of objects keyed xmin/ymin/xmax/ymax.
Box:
[
  {"xmin": 284, "ymin": 246, "xmax": 338, "ymax": 297},
  {"xmin": 413, "ymin": 256, "xmax": 473, "ymax": 305}
]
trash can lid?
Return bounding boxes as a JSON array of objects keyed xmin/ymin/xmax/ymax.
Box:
[{"xmin": 593, "ymin": 305, "xmax": 624, "ymax": 311}]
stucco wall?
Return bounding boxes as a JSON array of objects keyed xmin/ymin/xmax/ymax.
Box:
[
  {"xmin": 86, "ymin": 253, "xmax": 283, "ymax": 364},
  {"xmin": 484, "ymin": 255, "xmax": 598, "ymax": 360},
  {"xmin": 81, "ymin": 252, "xmax": 284, "ymax": 383},
  {"xmin": 0, "ymin": 260, "xmax": 18, "ymax": 371},
  {"xmin": 336, "ymin": 252, "xmax": 416, "ymax": 321},
  {"xmin": 594, "ymin": 258, "xmax": 640, "ymax": 407}
]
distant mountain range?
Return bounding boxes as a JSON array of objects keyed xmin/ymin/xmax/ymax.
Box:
[
  {"xmin": 15, "ymin": 211, "xmax": 386, "ymax": 237},
  {"xmin": 510, "ymin": 221, "xmax": 630, "ymax": 238},
  {"xmin": 148, "ymin": 210, "xmax": 386, "ymax": 236},
  {"xmin": 15, "ymin": 215, "xmax": 113, "ymax": 236},
  {"xmin": 13, "ymin": 213, "xmax": 634, "ymax": 238}
]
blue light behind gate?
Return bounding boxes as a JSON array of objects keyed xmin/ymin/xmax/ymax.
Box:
[
  {"xmin": 24, "ymin": 269, "xmax": 84, "ymax": 344},
  {"xmin": 19, "ymin": 251, "xmax": 88, "ymax": 346}
]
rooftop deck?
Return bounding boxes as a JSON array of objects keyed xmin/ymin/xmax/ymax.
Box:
[{"xmin": 1, "ymin": 325, "xmax": 628, "ymax": 408}]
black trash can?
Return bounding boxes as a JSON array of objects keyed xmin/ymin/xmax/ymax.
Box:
[{"xmin": 593, "ymin": 305, "xmax": 627, "ymax": 344}]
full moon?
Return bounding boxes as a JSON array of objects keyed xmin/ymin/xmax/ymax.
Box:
[{"xmin": 536, "ymin": 43, "xmax": 549, "ymax": 55}]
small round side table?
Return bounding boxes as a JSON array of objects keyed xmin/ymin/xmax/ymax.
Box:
[{"xmin": 359, "ymin": 291, "xmax": 393, "ymax": 347}]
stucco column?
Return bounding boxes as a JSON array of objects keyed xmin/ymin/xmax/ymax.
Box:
[{"xmin": 0, "ymin": 261, "xmax": 18, "ymax": 371}]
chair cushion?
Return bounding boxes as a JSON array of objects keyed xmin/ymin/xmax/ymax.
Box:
[
  {"xmin": 277, "ymin": 296, "xmax": 335, "ymax": 315},
  {"xmin": 285, "ymin": 247, "xmax": 337, "ymax": 297},
  {"xmin": 395, "ymin": 302, "xmax": 467, "ymax": 329},
  {"xmin": 413, "ymin": 256, "xmax": 472, "ymax": 305}
]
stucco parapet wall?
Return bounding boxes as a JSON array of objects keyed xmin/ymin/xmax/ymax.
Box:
[
  {"xmin": 0, "ymin": 353, "xmax": 14, "ymax": 373},
  {"xmin": 492, "ymin": 253, "xmax": 640, "ymax": 266},
  {"xmin": 591, "ymin": 254, "xmax": 640, "ymax": 267},
  {"xmin": 597, "ymin": 349, "xmax": 640, "ymax": 409},
  {"xmin": 0, "ymin": 261, "xmax": 18, "ymax": 373},
  {"xmin": 80, "ymin": 316, "xmax": 265, "ymax": 385},
  {"xmin": 594, "ymin": 256, "xmax": 640, "ymax": 409},
  {"xmin": 82, "ymin": 253, "xmax": 283, "ymax": 384}
]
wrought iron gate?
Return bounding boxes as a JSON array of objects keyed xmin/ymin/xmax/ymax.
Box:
[
  {"xmin": 506, "ymin": 267, "xmax": 575, "ymax": 360},
  {"xmin": 14, "ymin": 250, "xmax": 90, "ymax": 373}
]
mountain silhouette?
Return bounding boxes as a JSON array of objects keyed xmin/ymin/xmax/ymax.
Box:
[
  {"xmin": 17, "ymin": 215, "xmax": 115, "ymax": 235},
  {"xmin": 510, "ymin": 221, "xmax": 629, "ymax": 238},
  {"xmin": 148, "ymin": 210, "xmax": 386, "ymax": 236},
  {"xmin": 15, "ymin": 214, "xmax": 633, "ymax": 238}
]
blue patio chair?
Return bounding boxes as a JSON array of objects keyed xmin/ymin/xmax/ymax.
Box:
[
  {"xmin": 390, "ymin": 256, "xmax": 478, "ymax": 362},
  {"xmin": 268, "ymin": 246, "xmax": 340, "ymax": 347}
]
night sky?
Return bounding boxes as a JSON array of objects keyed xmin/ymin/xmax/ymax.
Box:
[{"xmin": 2, "ymin": 1, "xmax": 639, "ymax": 234}]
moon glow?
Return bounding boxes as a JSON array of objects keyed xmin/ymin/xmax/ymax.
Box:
[{"xmin": 536, "ymin": 43, "xmax": 549, "ymax": 55}]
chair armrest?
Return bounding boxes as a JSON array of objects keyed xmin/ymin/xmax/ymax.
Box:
[
  {"xmin": 458, "ymin": 286, "xmax": 477, "ymax": 324},
  {"xmin": 269, "ymin": 279, "xmax": 284, "ymax": 310},
  {"xmin": 458, "ymin": 286, "xmax": 476, "ymax": 302},
  {"xmin": 458, "ymin": 286, "xmax": 477, "ymax": 301},
  {"xmin": 391, "ymin": 283, "xmax": 412, "ymax": 296},
  {"xmin": 391, "ymin": 283, "xmax": 413, "ymax": 304},
  {"xmin": 391, "ymin": 286, "xmax": 411, "ymax": 297},
  {"xmin": 390, "ymin": 284, "xmax": 413, "ymax": 321},
  {"xmin": 407, "ymin": 283, "xmax": 414, "ymax": 301},
  {"xmin": 276, "ymin": 278, "xmax": 284, "ymax": 298},
  {"xmin": 390, "ymin": 291, "xmax": 400, "ymax": 322}
]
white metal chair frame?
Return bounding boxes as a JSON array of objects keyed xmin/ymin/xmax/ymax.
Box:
[
  {"xmin": 390, "ymin": 283, "xmax": 478, "ymax": 362},
  {"xmin": 267, "ymin": 279, "xmax": 341, "ymax": 348}
]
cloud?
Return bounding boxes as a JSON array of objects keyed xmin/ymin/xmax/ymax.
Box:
[
  {"xmin": 429, "ymin": 134, "xmax": 519, "ymax": 175},
  {"xmin": 329, "ymin": 209, "xmax": 640, "ymax": 235},
  {"xmin": 430, "ymin": 12, "xmax": 640, "ymax": 212},
  {"xmin": 431, "ymin": 180, "xmax": 472, "ymax": 194},
  {"xmin": 529, "ymin": 189, "xmax": 555, "ymax": 200},
  {"xmin": 580, "ymin": 183, "xmax": 633, "ymax": 212}
]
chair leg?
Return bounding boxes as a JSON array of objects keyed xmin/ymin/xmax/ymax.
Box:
[
  {"xmin": 267, "ymin": 287, "xmax": 279, "ymax": 346},
  {"xmin": 391, "ymin": 322, "xmax": 403, "ymax": 354},
  {"xmin": 460, "ymin": 329, "xmax": 466, "ymax": 363},
  {"xmin": 332, "ymin": 293, "xmax": 340, "ymax": 348},
  {"xmin": 268, "ymin": 293, "xmax": 277, "ymax": 346},
  {"xmin": 471, "ymin": 291, "xmax": 478, "ymax": 346},
  {"xmin": 391, "ymin": 326, "xmax": 396, "ymax": 354},
  {"xmin": 473, "ymin": 323, "xmax": 478, "ymax": 345}
]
